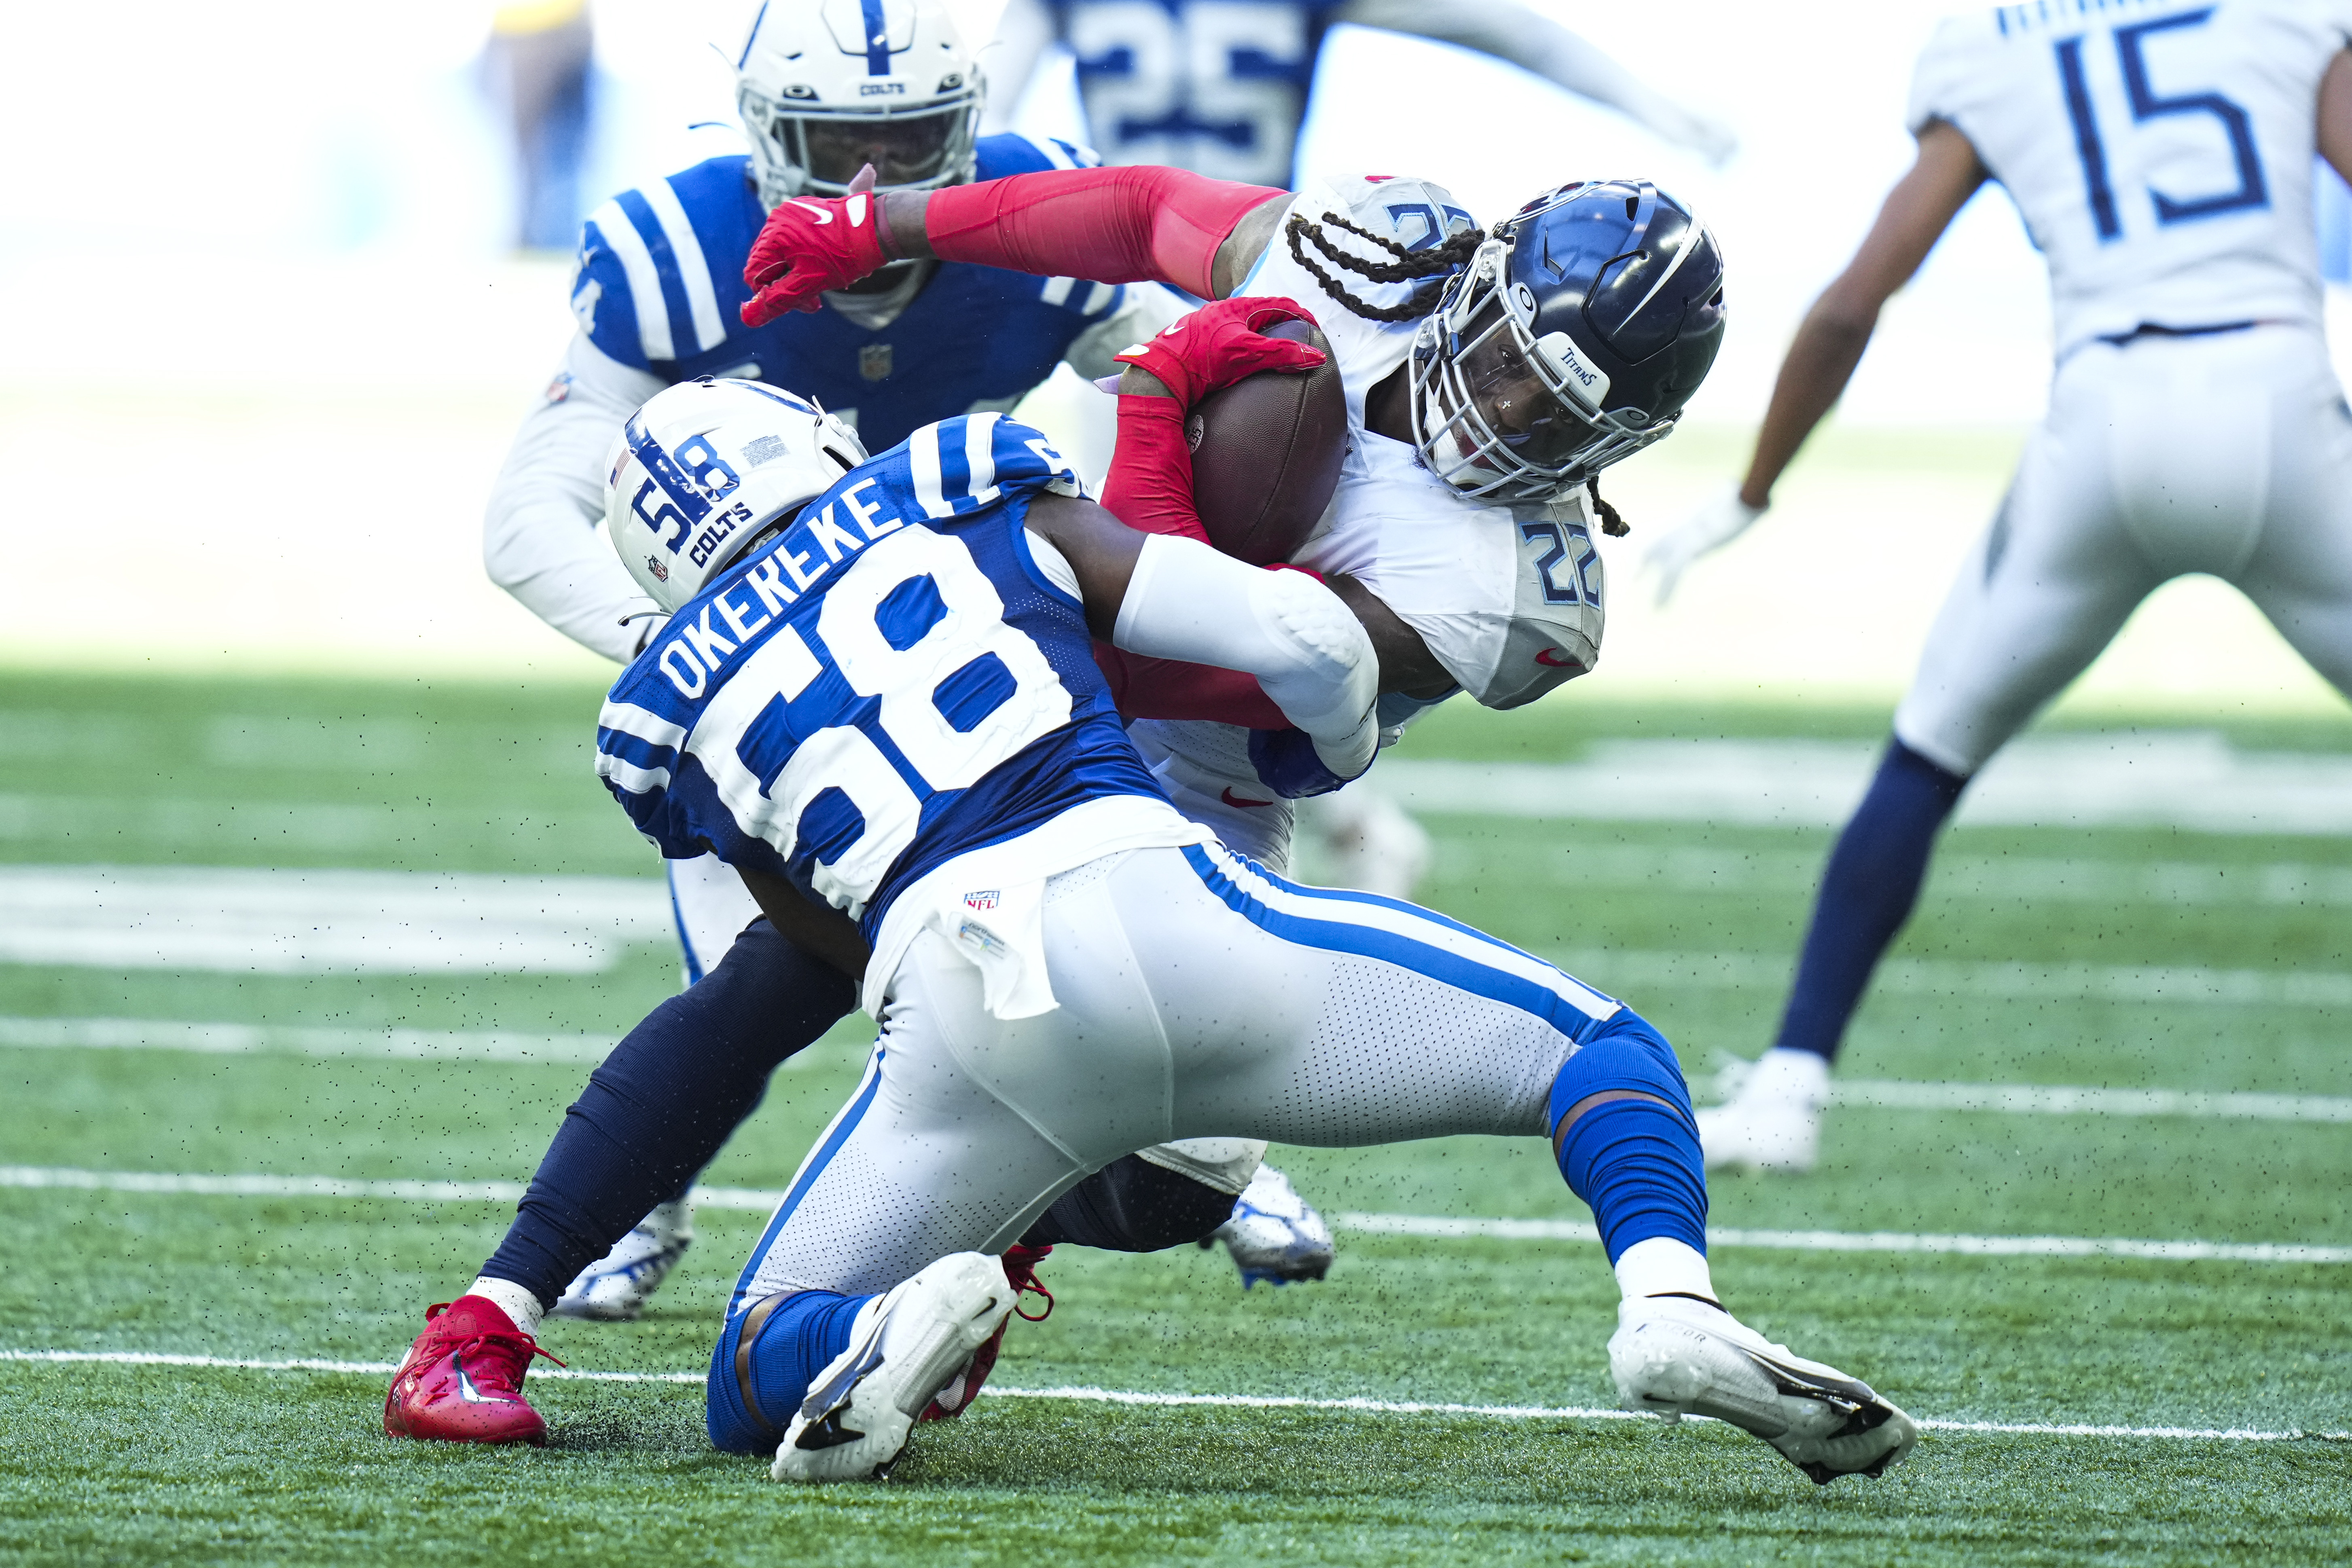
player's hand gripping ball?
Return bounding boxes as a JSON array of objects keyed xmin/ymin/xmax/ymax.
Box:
[
  {"xmin": 741, "ymin": 182, "xmax": 888, "ymax": 326},
  {"xmin": 1112, "ymin": 296, "xmax": 1327, "ymax": 408},
  {"xmin": 1120, "ymin": 299, "xmax": 1344, "ymax": 565}
]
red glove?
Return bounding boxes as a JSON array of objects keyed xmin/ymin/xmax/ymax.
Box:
[
  {"xmin": 1111, "ymin": 296, "xmax": 1326, "ymax": 409},
  {"xmin": 741, "ymin": 192, "xmax": 890, "ymax": 326}
]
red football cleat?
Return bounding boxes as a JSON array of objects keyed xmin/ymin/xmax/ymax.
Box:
[
  {"xmin": 918, "ymin": 1242, "xmax": 1054, "ymax": 1423},
  {"xmin": 383, "ymin": 1295, "xmax": 564, "ymax": 1445}
]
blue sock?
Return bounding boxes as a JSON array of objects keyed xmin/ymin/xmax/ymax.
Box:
[
  {"xmin": 1774, "ymin": 737, "xmax": 1968, "ymax": 1063},
  {"xmin": 706, "ymin": 1289, "xmax": 873, "ymax": 1454},
  {"xmin": 1547, "ymin": 1009, "xmax": 1707, "ymax": 1263}
]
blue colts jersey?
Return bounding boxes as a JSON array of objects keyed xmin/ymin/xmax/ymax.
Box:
[
  {"xmin": 1052, "ymin": 1, "xmax": 1345, "ymax": 187},
  {"xmin": 571, "ymin": 134, "xmax": 1126, "ymax": 451},
  {"xmin": 596, "ymin": 415, "xmax": 1163, "ymax": 937}
]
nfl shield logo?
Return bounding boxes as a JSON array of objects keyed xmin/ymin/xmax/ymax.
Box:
[{"xmin": 859, "ymin": 344, "xmax": 893, "ymax": 381}]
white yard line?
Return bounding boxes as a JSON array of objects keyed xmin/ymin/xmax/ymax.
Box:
[
  {"xmin": 6, "ymin": 1165, "xmax": 2345, "ymax": 1263},
  {"xmin": 0, "ymin": 1350, "xmax": 2338, "ymax": 1442},
  {"xmin": 0, "ymin": 1016, "xmax": 834, "ymax": 1071},
  {"xmin": 1335, "ymin": 1213, "xmax": 2352, "ymax": 1265},
  {"xmin": 1546, "ymin": 947, "xmax": 2352, "ymax": 1009},
  {"xmin": 8, "ymin": 1016, "xmax": 2346, "ymax": 1119},
  {"xmin": 1378, "ymin": 734, "xmax": 2352, "ymax": 835}
]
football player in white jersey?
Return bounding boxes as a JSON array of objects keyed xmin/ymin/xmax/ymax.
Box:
[
  {"xmin": 1642, "ymin": 0, "xmax": 2352, "ymax": 1169},
  {"xmin": 388, "ymin": 374, "xmax": 1916, "ymax": 1486},
  {"xmin": 740, "ymin": 158, "xmax": 1726, "ymax": 884},
  {"xmin": 983, "ymin": 0, "xmax": 1737, "ymax": 188},
  {"xmin": 483, "ymin": 0, "xmax": 1360, "ymax": 1320}
]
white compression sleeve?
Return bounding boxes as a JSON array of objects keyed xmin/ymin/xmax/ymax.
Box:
[
  {"xmin": 481, "ymin": 334, "xmax": 666, "ymax": 664},
  {"xmin": 1111, "ymin": 535, "xmax": 1379, "ymax": 779}
]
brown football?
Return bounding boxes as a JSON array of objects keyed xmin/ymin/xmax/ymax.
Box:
[{"xmin": 1183, "ymin": 319, "xmax": 1346, "ymax": 565}]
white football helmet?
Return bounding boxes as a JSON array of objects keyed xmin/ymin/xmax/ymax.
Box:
[
  {"xmin": 737, "ymin": 0, "xmax": 983, "ymax": 210},
  {"xmin": 605, "ymin": 378, "xmax": 867, "ymax": 614}
]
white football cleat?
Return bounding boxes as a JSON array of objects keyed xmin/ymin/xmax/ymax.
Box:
[
  {"xmin": 772, "ymin": 1252, "xmax": 1019, "ymax": 1483},
  {"xmin": 551, "ymin": 1200, "xmax": 693, "ymax": 1322},
  {"xmin": 1698, "ymin": 1049, "xmax": 1829, "ymax": 1172},
  {"xmin": 1609, "ymin": 1293, "xmax": 1918, "ymax": 1484},
  {"xmin": 1205, "ymin": 1163, "xmax": 1335, "ymax": 1287}
]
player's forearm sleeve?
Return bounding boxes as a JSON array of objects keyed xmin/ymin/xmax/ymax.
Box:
[
  {"xmin": 482, "ymin": 337, "xmax": 666, "ymax": 664},
  {"xmin": 1111, "ymin": 535, "xmax": 1378, "ymax": 777},
  {"xmin": 1092, "ymin": 644, "xmax": 1290, "ymax": 728},
  {"xmin": 924, "ymin": 168, "xmax": 1284, "ymax": 299}
]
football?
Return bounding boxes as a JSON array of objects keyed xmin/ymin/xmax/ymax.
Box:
[{"xmin": 1185, "ymin": 318, "xmax": 1347, "ymax": 565}]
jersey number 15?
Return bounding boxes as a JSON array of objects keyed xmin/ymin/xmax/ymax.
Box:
[{"xmin": 2054, "ymin": 8, "xmax": 2268, "ymax": 243}]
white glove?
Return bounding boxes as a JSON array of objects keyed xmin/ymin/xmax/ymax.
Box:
[{"xmin": 1643, "ymin": 484, "xmax": 1767, "ymax": 607}]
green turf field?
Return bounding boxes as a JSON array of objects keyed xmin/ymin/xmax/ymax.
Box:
[{"xmin": 2, "ymin": 670, "xmax": 2347, "ymax": 1565}]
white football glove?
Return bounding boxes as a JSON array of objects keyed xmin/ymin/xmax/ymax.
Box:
[{"xmin": 1643, "ymin": 484, "xmax": 1768, "ymax": 607}]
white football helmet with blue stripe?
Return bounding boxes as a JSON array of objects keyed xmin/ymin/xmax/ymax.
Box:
[
  {"xmin": 737, "ymin": 0, "xmax": 983, "ymax": 210},
  {"xmin": 605, "ymin": 379, "xmax": 867, "ymax": 614}
]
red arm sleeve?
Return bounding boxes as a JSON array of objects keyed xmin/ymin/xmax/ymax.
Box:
[
  {"xmin": 922, "ymin": 166, "xmax": 1284, "ymax": 299},
  {"xmin": 1091, "ymin": 645, "xmax": 1291, "ymax": 729},
  {"xmin": 1099, "ymin": 395, "xmax": 1207, "ymax": 543}
]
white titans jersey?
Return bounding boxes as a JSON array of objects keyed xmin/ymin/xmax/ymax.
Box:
[
  {"xmin": 1910, "ymin": 0, "xmax": 2352, "ymax": 358},
  {"xmin": 1232, "ymin": 175, "xmax": 1608, "ymax": 709}
]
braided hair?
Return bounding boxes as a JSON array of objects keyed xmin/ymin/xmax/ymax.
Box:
[
  {"xmin": 1285, "ymin": 209, "xmax": 1634, "ymax": 535},
  {"xmin": 1283, "ymin": 211, "xmax": 1484, "ymax": 324}
]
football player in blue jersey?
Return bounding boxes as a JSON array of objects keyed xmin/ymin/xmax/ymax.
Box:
[
  {"xmin": 391, "ymin": 375, "xmax": 1918, "ymax": 1486},
  {"xmin": 484, "ymin": 0, "xmax": 1336, "ymax": 1320},
  {"xmin": 983, "ymin": 0, "xmax": 1738, "ymax": 189}
]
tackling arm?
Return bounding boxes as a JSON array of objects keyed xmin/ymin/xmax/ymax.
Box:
[
  {"xmin": 1026, "ymin": 492, "xmax": 1381, "ymax": 781},
  {"xmin": 483, "ymin": 336, "xmax": 668, "ymax": 663},
  {"xmin": 736, "ymin": 867, "xmax": 872, "ymax": 980},
  {"xmin": 1333, "ymin": 0, "xmax": 1738, "ymax": 165}
]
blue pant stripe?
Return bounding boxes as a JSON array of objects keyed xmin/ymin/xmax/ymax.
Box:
[
  {"xmin": 1180, "ymin": 845, "xmax": 1615, "ymax": 1046},
  {"xmin": 728, "ymin": 1050, "xmax": 885, "ymax": 1312}
]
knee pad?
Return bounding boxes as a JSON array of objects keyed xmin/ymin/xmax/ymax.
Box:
[{"xmin": 1547, "ymin": 1009, "xmax": 1694, "ymax": 1134}]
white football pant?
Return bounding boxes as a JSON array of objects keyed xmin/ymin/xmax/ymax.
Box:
[
  {"xmin": 1897, "ymin": 324, "xmax": 2352, "ymax": 775},
  {"xmin": 731, "ymin": 842, "xmax": 1606, "ymax": 1302}
]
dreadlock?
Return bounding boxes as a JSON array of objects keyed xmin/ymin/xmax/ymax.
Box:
[
  {"xmin": 1587, "ymin": 474, "xmax": 1628, "ymax": 536},
  {"xmin": 1284, "ymin": 211, "xmax": 1485, "ymax": 323}
]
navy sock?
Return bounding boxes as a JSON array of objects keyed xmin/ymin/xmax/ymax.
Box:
[
  {"xmin": 1774, "ymin": 736, "xmax": 1968, "ymax": 1063},
  {"xmin": 707, "ymin": 1289, "xmax": 872, "ymax": 1454},
  {"xmin": 1548, "ymin": 1009, "xmax": 1706, "ymax": 1262},
  {"xmin": 480, "ymin": 918, "xmax": 857, "ymax": 1307}
]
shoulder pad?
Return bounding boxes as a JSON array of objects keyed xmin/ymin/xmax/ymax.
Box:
[
  {"xmin": 1321, "ymin": 174, "xmax": 1477, "ymax": 255},
  {"xmin": 578, "ymin": 161, "xmax": 749, "ymax": 369}
]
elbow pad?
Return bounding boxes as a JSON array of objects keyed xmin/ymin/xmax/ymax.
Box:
[{"xmin": 1111, "ymin": 535, "xmax": 1379, "ymax": 779}]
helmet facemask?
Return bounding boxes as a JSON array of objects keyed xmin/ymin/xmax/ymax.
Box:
[
  {"xmin": 1410, "ymin": 239, "xmax": 1673, "ymax": 504},
  {"xmin": 737, "ymin": 84, "xmax": 980, "ymax": 209}
]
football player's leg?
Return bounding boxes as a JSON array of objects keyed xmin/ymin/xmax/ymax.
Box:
[
  {"xmin": 713, "ymin": 925, "xmax": 1165, "ymax": 1467},
  {"xmin": 545, "ymin": 857, "xmax": 790, "ymax": 1320},
  {"xmin": 1715, "ymin": 379, "xmax": 2161, "ymax": 1170},
  {"xmin": 478, "ymin": 917, "xmax": 857, "ymax": 1325},
  {"xmin": 1110, "ymin": 844, "xmax": 1916, "ymax": 1483},
  {"xmin": 2223, "ymin": 330, "xmax": 2352, "ymax": 700},
  {"xmin": 388, "ymin": 914, "xmax": 859, "ymax": 1442}
]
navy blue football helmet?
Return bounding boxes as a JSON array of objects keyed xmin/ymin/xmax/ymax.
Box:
[{"xmin": 1410, "ymin": 180, "xmax": 1726, "ymax": 502}]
